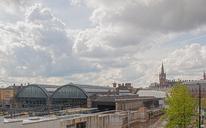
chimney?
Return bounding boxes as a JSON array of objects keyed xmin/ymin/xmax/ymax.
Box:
[{"xmin": 112, "ymin": 82, "xmax": 117, "ymax": 88}]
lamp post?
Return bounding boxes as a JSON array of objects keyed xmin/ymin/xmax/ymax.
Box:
[
  {"xmin": 128, "ymin": 111, "xmax": 130, "ymax": 128},
  {"xmin": 198, "ymin": 83, "xmax": 201, "ymax": 128}
]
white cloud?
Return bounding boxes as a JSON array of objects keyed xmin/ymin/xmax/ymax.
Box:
[
  {"xmin": 165, "ymin": 43, "xmax": 206, "ymax": 80},
  {"xmin": 0, "ymin": 3, "xmax": 99, "ymax": 85},
  {"xmin": 73, "ymin": 0, "xmax": 206, "ymax": 60},
  {"xmin": 71, "ymin": 0, "xmax": 206, "ymax": 86},
  {"xmin": 0, "ymin": 0, "xmax": 206, "ymax": 87},
  {"xmin": 70, "ymin": 0, "xmax": 85, "ymax": 6},
  {"xmin": 87, "ymin": 0, "xmax": 206, "ymax": 32}
]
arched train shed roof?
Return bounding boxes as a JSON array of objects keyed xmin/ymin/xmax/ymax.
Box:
[
  {"xmin": 74, "ymin": 84, "xmax": 113, "ymax": 96},
  {"xmin": 16, "ymin": 84, "xmax": 59, "ymax": 98},
  {"xmin": 52, "ymin": 83, "xmax": 113, "ymax": 98},
  {"xmin": 16, "ymin": 83, "xmax": 113, "ymax": 99},
  {"xmin": 52, "ymin": 84, "xmax": 88, "ymax": 99}
]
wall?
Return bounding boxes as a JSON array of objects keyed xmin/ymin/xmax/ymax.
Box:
[
  {"xmin": 0, "ymin": 121, "xmax": 23, "ymax": 128},
  {"xmin": 0, "ymin": 110, "xmax": 151, "ymax": 128},
  {"xmin": 0, "ymin": 88, "xmax": 15, "ymax": 107},
  {"xmin": 60, "ymin": 110, "xmax": 149, "ymax": 128},
  {"xmin": 115, "ymin": 99, "xmax": 143, "ymax": 111},
  {"xmin": 22, "ymin": 119, "xmax": 60, "ymax": 128}
]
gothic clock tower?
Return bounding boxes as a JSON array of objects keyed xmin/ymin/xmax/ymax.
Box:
[{"xmin": 159, "ymin": 63, "xmax": 166, "ymax": 87}]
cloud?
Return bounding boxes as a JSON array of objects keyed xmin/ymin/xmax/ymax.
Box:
[
  {"xmin": 71, "ymin": 0, "xmax": 206, "ymax": 84},
  {"xmin": 1, "ymin": 0, "xmax": 206, "ymax": 87},
  {"xmin": 68, "ymin": 0, "xmax": 206, "ymax": 86},
  {"xmin": 87, "ymin": 0, "xmax": 206, "ymax": 32},
  {"xmin": 165, "ymin": 43, "xmax": 206, "ymax": 80},
  {"xmin": 0, "ymin": 3, "xmax": 99, "ymax": 84},
  {"xmin": 70, "ymin": 0, "xmax": 85, "ymax": 6},
  {"xmin": 73, "ymin": 0, "xmax": 206, "ymax": 60}
]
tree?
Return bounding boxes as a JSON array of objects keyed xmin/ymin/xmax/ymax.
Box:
[
  {"xmin": 165, "ymin": 83, "xmax": 197, "ymax": 128},
  {"xmin": 201, "ymin": 98, "xmax": 206, "ymax": 109}
]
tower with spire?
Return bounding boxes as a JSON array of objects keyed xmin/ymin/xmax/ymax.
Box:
[
  {"xmin": 203, "ymin": 71, "xmax": 206, "ymax": 80},
  {"xmin": 159, "ymin": 63, "xmax": 166, "ymax": 87}
]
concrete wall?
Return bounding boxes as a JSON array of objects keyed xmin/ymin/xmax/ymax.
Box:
[
  {"xmin": 115, "ymin": 100, "xmax": 143, "ymax": 111},
  {"xmin": 0, "ymin": 121, "xmax": 23, "ymax": 128},
  {"xmin": 0, "ymin": 89, "xmax": 15, "ymax": 107},
  {"xmin": 60, "ymin": 110, "xmax": 149, "ymax": 128},
  {"xmin": 1, "ymin": 109, "xmax": 150, "ymax": 128},
  {"xmin": 22, "ymin": 119, "xmax": 60, "ymax": 128}
]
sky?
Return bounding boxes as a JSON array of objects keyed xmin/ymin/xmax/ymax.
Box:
[{"xmin": 0, "ymin": 0, "xmax": 206, "ymax": 87}]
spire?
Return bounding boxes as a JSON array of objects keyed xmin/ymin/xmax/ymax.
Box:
[
  {"xmin": 161, "ymin": 62, "xmax": 164, "ymax": 74},
  {"xmin": 204, "ymin": 71, "xmax": 206, "ymax": 80},
  {"xmin": 159, "ymin": 62, "xmax": 166, "ymax": 87}
]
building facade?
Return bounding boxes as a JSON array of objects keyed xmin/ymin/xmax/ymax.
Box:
[
  {"xmin": 151, "ymin": 63, "xmax": 206, "ymax": 98},
  {"xmin": 15, "ymin": 83, "xmax": 113, "ymax": 110},
  {"xmin": 0, "ymin": 88, "xmax": 15, "ymax": 108}
]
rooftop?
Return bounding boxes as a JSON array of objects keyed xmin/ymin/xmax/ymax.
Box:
[{"xmin": 136, "ymin": 90, "xmax": 166, "ymax": 98}]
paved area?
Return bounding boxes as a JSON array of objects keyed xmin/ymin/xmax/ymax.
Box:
[
  {"xmin": 148, "ymin": 117, "xmax": 167, "ymax": 128},
  {"xmin": 129, "ymin": 116, "xmax": 166, "ymax": 128}
]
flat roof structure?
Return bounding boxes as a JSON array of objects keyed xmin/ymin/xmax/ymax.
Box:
[{"xmin": 136, "ymin": 90, "xmax": 166, "ymax": 98}]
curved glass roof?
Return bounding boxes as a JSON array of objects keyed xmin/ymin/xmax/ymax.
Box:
[
  {"xmin": 16, "ymin": 84, "xmax": 58, "ymax": 98},
  {"xmin": 16, "ymin": 85, "xmax": 48, "ymax": 98},
  {"xmin": 74, "ymin": 84, "xmax": 113, "ymax": 93},
  {"xmin": 37, "ymin": 84, "xmax": 59, "ymax": 96},
  {"xmin": 52, "ymin": 85, "xmax": 87, "ymax": 99},
  {"xmin": 16, "ymin": 83, "xmax": 113, "ymax": 99}
]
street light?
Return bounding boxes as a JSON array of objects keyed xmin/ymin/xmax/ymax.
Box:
[
  {"xmin": 197, "ymin": 83, "xmax": 202, "ymax": 128},
  {"xmin": 127, "ymin": 111, "xmax": 130, "ymax": 128}
]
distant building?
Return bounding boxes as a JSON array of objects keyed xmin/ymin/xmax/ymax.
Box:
[
  {"xmin": 112, "ymin": 82, "xmax": 137, "ymax": 95},
  {"xmin": 136, "ymin": 89, "xmax": 166, "ymax": 108},
  {"xmin": 0, "ymin": 88, "xmax": 15, "ymax": 108},
  {"xmin": 15, "ymin": 83, "xmax": 113, "ymax": 109},
  {"xmin": 151, "ymin": 62, "xmax": 206, "ymax": 98},
  {"xmin": 149, "ymin": 63, "xmax": 176, "ymax": 89},
  {"xmin": 0, "ymin": 84, "xmax": 23, "ymax": 108},
  {"xmin": 159, "ymin": 63, "xmax": 167, "ymax": 87},
  {"xmin": 136, "ymin": 90, "xmax": 166, "ymax": 99},
  {"xmin": 14, "ymin": 82, "xmax": 162, "ymax": 113},
  {"xmin": 203, "ymin": 72, "xmax": 206, "ymax": 80},
  {"xmin": 151, "ymin": 63, "xmax": 206, "ymax": 88},
  {"xmin": 0, "ymin": 82, "xmax": 164, "ymax": 128},
  {"xmin": 1, "ymin": 83, "xmax": 165, "ymax": 128},
  {"xmin": 183, "ymin": 80, "xmax": 206, "ymax": 98}
]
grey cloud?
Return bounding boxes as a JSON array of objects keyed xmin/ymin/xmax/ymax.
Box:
[
  {"xmin": 3, "ymin": 45, "xmax": 52, "ymax": 77},
  {"xmin": 73, "ymin": 0, "xmax": 206, "ymax": 84},
  {"xmin": 0, "ymin": 0, "xmax": 33, "ymax": 23},
  {"xmin": 1, "ymin": 0, "xmax": 206, "ymax": 86},
  {"xmin": 165, "ymin": 43, "xmax": 206, "ymax": 79},
  {"xmin": 0, "ymin": 3, "xmax": 99, "ymax": 79},
  {"xmin": 73, "ymin": 26, "xmax": 155, "ymax": 59},
  {"xmin": 26, "ymin": 4, "xmax": 53, "ymax": 22},
  {"xmin": 89, "ymin": 0, "xmax": 206, "ymax": 32},
  {"xmin": 74, "ymin": 0, "xmax": 206, "ymax": 60}
]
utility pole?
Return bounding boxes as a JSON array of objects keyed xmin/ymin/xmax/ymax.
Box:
[
  {"xmin": 47, "ymin": 97, "xmax": 51, "ymax": 115},
  {"xmin": 128, "ymin": 111, "xmax": 130, "ymax": 128},
  {"xmin": 198, "ymin": 83, "xmax": 201, "ymax": 128}
]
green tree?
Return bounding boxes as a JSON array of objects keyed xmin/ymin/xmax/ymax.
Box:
[
  {"xmin": 201, "ymin": 98, "xmax": 206, "ymax": 109},
  {"xmin": 165, "ymin": 83, "xmax": 197, "ymax": 128}
]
